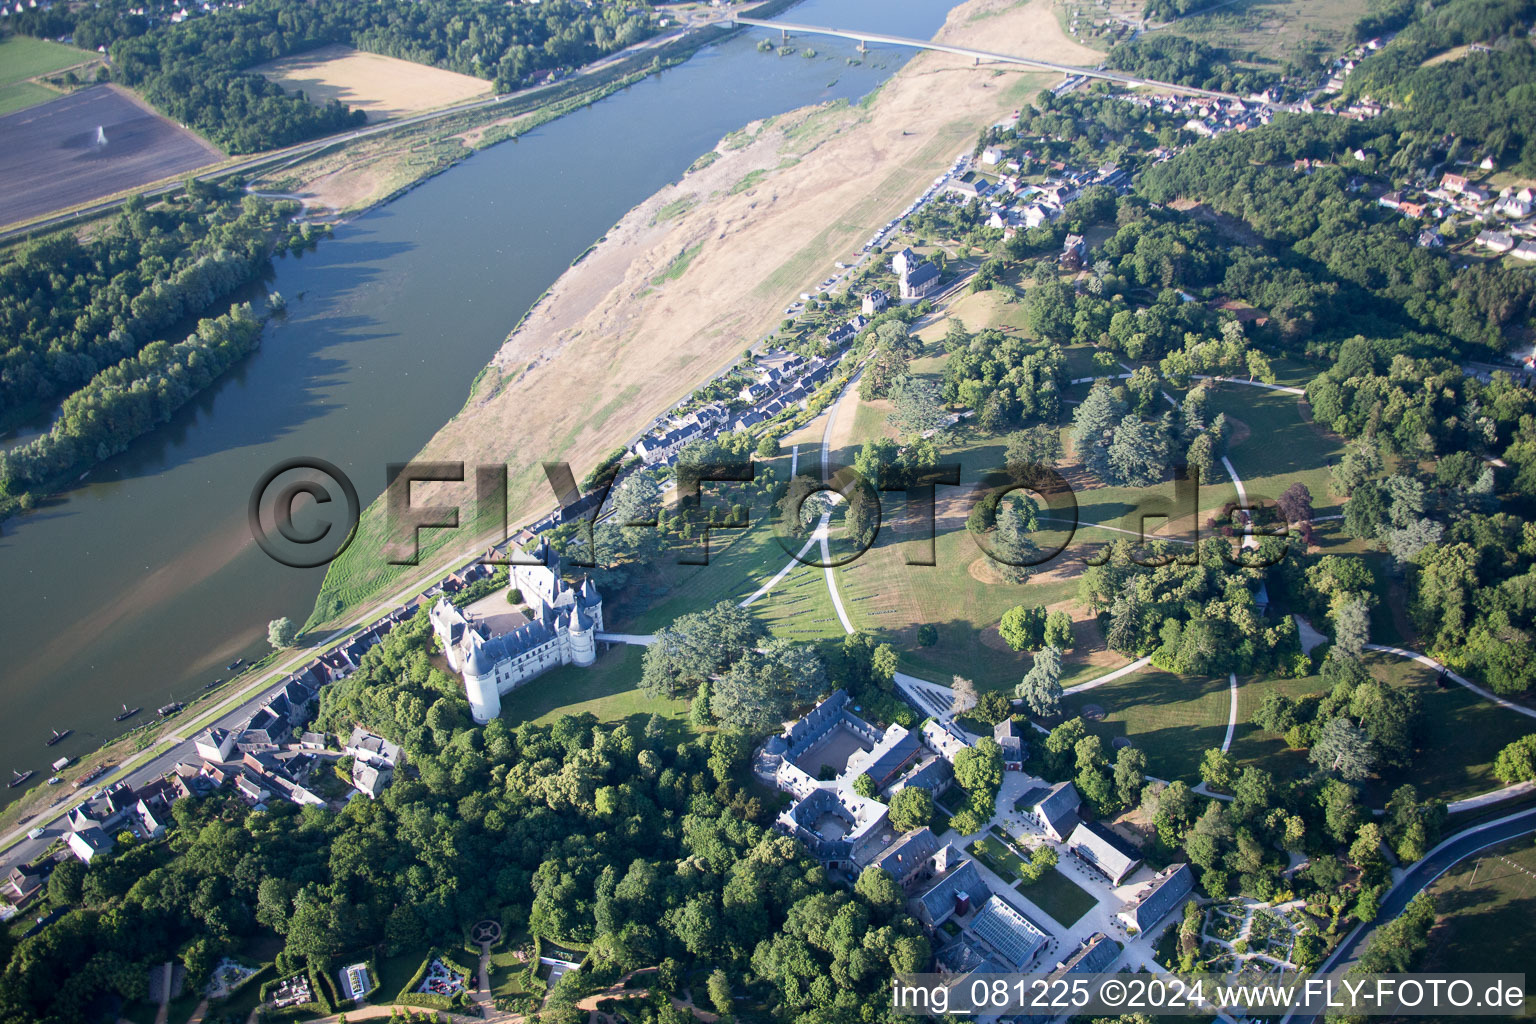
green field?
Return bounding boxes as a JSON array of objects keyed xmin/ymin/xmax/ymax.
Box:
[
  {"xmin": 497, "ymin": 644, "xmax": 689, "ymax": 728},
  {"xmin": 1229, "ymin": 652, "xmax": 1531, "ymax": 805},
  {"xmin": 1019, "ymin": 867, "xmax": 1098, "ymax": 928},
  {"xmin": 1061, "ymin": 668, "xmax": 1232, "ymax": 784},
  {"xmin": 1142, "ymin": 0, "xmax": 1363, "ymax": 68},
  {"xmin": 1359, "ymin": 652, "xmax": 1534, "ymax": 805},
  {"xmin": 0, "ymin": 36, "xmax": 87, "ymax": 115},
  {"xmin": 1424, "ymin": 836, "xmax": 1536, "ymax": 978}
]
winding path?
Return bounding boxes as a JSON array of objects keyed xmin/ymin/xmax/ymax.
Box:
[{"xmin": 1363, "ymin": 643, "xmax": 1536, "ymax": 721}]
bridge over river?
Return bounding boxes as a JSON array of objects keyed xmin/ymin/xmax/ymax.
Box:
[{"xmin": 732, "ymin": 16, "xmax": 1264, "ymax": 106}]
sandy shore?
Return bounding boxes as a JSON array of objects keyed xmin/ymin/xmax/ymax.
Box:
[{"xmin": 319, "ymin": 0, "xmax": 1103, "ymax": 612}]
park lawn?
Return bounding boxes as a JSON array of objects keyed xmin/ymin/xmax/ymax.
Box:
[
  {"xmin": 497, "ymin": 644, "xmax": 689, "ymax": 728},
  {"xmin": 1360, "ymin": 652, "xmax": 1535, "ymax": 805},
  {"xmin": 969, "ymin": 835, "xmax": 1027, "ymax": 881},
  {"xmin": 376, "ymin": 948, "xmax": 431, "ymax": 1002},
  {"xmin": 1227, "ymin": 670, "xmax": 1325, "ymax": 781},
  {"xmin": 1205, "ymin": 383, "xmax": 1346, "ymax": 521},
  {"xmin": 488, "ymin": 949, "xmax": 532, "ymax": 1000},
  {"xmin": 1423, "ymin": 836, "xmax": 1536, "ymax": 976},
  {"xmin": 1059, "ymin": 668, "xmax": 1231, "ymax": 784},
  {"xmin": 1019, "ymin": 867, "xmax": 1097, "ymax": 928}
]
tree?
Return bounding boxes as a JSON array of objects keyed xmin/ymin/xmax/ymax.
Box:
[
  {"xmin": 1043, "ymin": 718, "xmax": 1086, "ymax": 779},
  {"xmin": 951, "ymin": 675, "xmax": 978, "ymax": 717},
  {"xmin": 710, "ymin": 640, "xmax": 824, "ymax": 732},
  {"xmin": 946, "ymin": 739, "xmax": 1007, "ymax": 804},
  {"xmin": 1198, "ymin": 747, "xmax": 1235, "ymax": 793},
  {"xmin": 1492, "ymin": 735, "xmax": 1536, "ymax": 783},
  {"xmin": 1311, "ymin": 717, "xmax": 1377, "ymax": 781},
  {"xmin": 1321, "ymin": 779, "xmax": 1361, "ymax": 845},
  {"xmin": 1113, "ymin": 746, "xmax": 1148, "ymax": 809},
  {"xmin": 1107, "ymin": 414, "xmax": 1171, "ymax": 487},
  {"xmin": 1332, "ymin": 598, "xmax": 1371, "ymax": 658},
  {"xmin": 1043, "ymin": 610, "xmax": 1074, "ymax": 650},
  {"xmin": 989, "ymin": 494, "xmax": 1042, "ymax": 584},
  {"xmin": 1071, "ymin": 383, "xmax": 1127, "ymax": 480},
  {"xmin": 1277, "ymin": 481, "xmax": 1314, "ymax": 524},
  {"xmin": 1184, "ymin": 801, "xmax": 1232, "ymax": 871},
  {"xmin": 1026, "ymin": 277, "xmax": 1075, "ymax": 342},
  {"xmin": 853, "ymin": 773, "xmax": 877, "ymax": 799},
  {"xmin": 755, "ymin": 434, "xmax": 780, "ymax": 458},
  {"xmin": 707, "ymin": 969, "xmax": 732, "ymax": 1015},
  {"xmin": 267, "ymin": 616, "xmax": 298, "ymax": 650},
  {"xmin": 999, "ymin": 605, "xmax": 1048, "ymax": 651},
  {"xmin": 888, "ymin": 786, "xmax": 934, "ymax": 832},
  {"xmin": 889, "ymin": 375, "xmax": 947, "ymax": 436},
  {"xmin": 1016, "ymin": 646, "xmax": 1064, "ymax": 717},
  {"xmin": 1349, "ymin": 822, "xmax": 1386, "ymax": 872},
  {"xmin": 1005, "ymin": 425, "xmax": 1064, "ymax": 481},
  {"xmin": 975, "ymin": 691, "xmax": 1013, "ymax": 726}
]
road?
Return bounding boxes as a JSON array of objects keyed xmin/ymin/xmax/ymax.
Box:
[
  {"xmin": 1280, "ymin": 807, "xmax": 1536, "ymax": 1023},
  {"xmin": 732, "ymin": 17, "xmax": 1260, "ymax": 104}
]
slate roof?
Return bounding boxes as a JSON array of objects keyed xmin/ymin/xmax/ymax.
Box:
[
  {"xmin": 1124, "ymin": 863, "xmax": 1194, "ymax": 932},
  {"xmin": 1068, "ymin": 820, "xmax": 1142, "ymax": 883},
  {"xmin": 1029, "ymin": 780, "xmax": 1081, "ymax": 836},
  {"xmin": 904, "ymin": 261, "xmax": 940, "ymax": 288},
  {"xmin": 862, "ymin": 728, "xmax": 923, "ymax": 789},
  {"xmin": 869, "ymin": 826, "xmax": 941, "ymax": 881},
  {"xmin": 936, "ymin": 935, "xmax": 1010, "ymax": 975},
  {"xmin": 1061, "ymin": 932, "xmax": 1121, "ymax": 973},
  {"xmin": 913, "ymin": 858, "xmax": 987, "ymax": 926}
]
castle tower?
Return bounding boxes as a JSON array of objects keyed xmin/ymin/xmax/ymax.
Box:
[
  {"xmin": 568, "ymin": 605, "xmax": 596, "ymax": 667},
  {"xmin": 462, "ymin": 632, "xmax": 501, "ymax": 724}
]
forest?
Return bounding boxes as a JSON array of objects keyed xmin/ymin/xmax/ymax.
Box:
[
  {"xmin": 1105, "ymin": 35, "xmax": 1276, "ymax": 95},
  {"xmin": 0, "ymin": 184, "xmax": 311, "ymax": 510},
  {"xmin": 9, "ymin": 0, "xmax": 655, "ymax": 153},
  {"xmin": 0, "ymin": 612, "xmax": 927, "ymax": 1024},
  {"xmin": 0, "ymin": 305, "xmax": 263, "ymax": 495}
]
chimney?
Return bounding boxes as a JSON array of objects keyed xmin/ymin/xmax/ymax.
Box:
[{"xmin": 955, "ymin": 890, "xmax": 972, "ymax": 917}]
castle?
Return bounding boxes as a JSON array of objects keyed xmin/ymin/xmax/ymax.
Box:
[{"xmin": 429, "ymin": 538, "xmax": 603, "ymax": 723}]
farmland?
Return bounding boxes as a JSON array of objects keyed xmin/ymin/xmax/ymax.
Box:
[
  {"xmin": 0, "ymin": 35, "xmax": 89, "ymax": 116},
  {"xmin": 0, "ymin": 85, "xmax": 221, "ymax": 228},
  {"xmin": 254, "ymin": 45, "xmax": 493, "ymax": 123}
]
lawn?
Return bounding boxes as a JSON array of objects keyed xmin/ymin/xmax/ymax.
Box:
[
  {"xmin": 1358, "ymin": 651, "xmax": 1535, "ymax": 805},
  {"xmin": 1229, "ymin": 652, "xmax": 1532, "ymax": 805},
  {"xmin": 0, "ymin": 35, "xmax": 88, "ymax": 112},
  {"xmin": 1018, "ymin": 867, "xmax": 1097, "ymax": 928},
  {"xmin": 497, "ymin": 644, "xmax": 689, "ymax": 728},
  {"xmin": 969, "ymin": 834, "xmax": 1028, "ymax": 882},
  {"xmin": 488, "ymin": 948, "xmax": 532, "ymax": 1001},
  {"xmin": 1227, "ymin": 670, "xmax": 1324, "ymax": 781},
  {"xmin": 376, "ymin": 948, "xmax": 430, "ymax": 1003},
  {"xmin": 1423, "ymin": 836, "xmax": 1536, "ymax": 976},
  {"xmin": 1204, "ymin": 384, "xmax": 1346, "ymax": 523},
  {"xmin": 1059, "ymin": 668, "xmax": 1232, "ymax": 784}
]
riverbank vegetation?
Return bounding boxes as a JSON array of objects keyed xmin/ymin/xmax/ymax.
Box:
[{"xmin": 0, "ymin": 184, "xmax": 313, "ymax": 517}]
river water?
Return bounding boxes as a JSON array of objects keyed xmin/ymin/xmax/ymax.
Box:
[{"xmin": 0, "ymin": 0, "xmax": 955, "ymax": 798}]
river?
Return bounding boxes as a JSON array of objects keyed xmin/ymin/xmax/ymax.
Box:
[{"xmin": 0, "ymin": 0, "xmax": 955, "ymax": 800}]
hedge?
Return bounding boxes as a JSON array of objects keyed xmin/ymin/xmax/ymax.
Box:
[{"xmin": 391, "ymin": 949, "xmax": 474, "ymax": 1011}]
